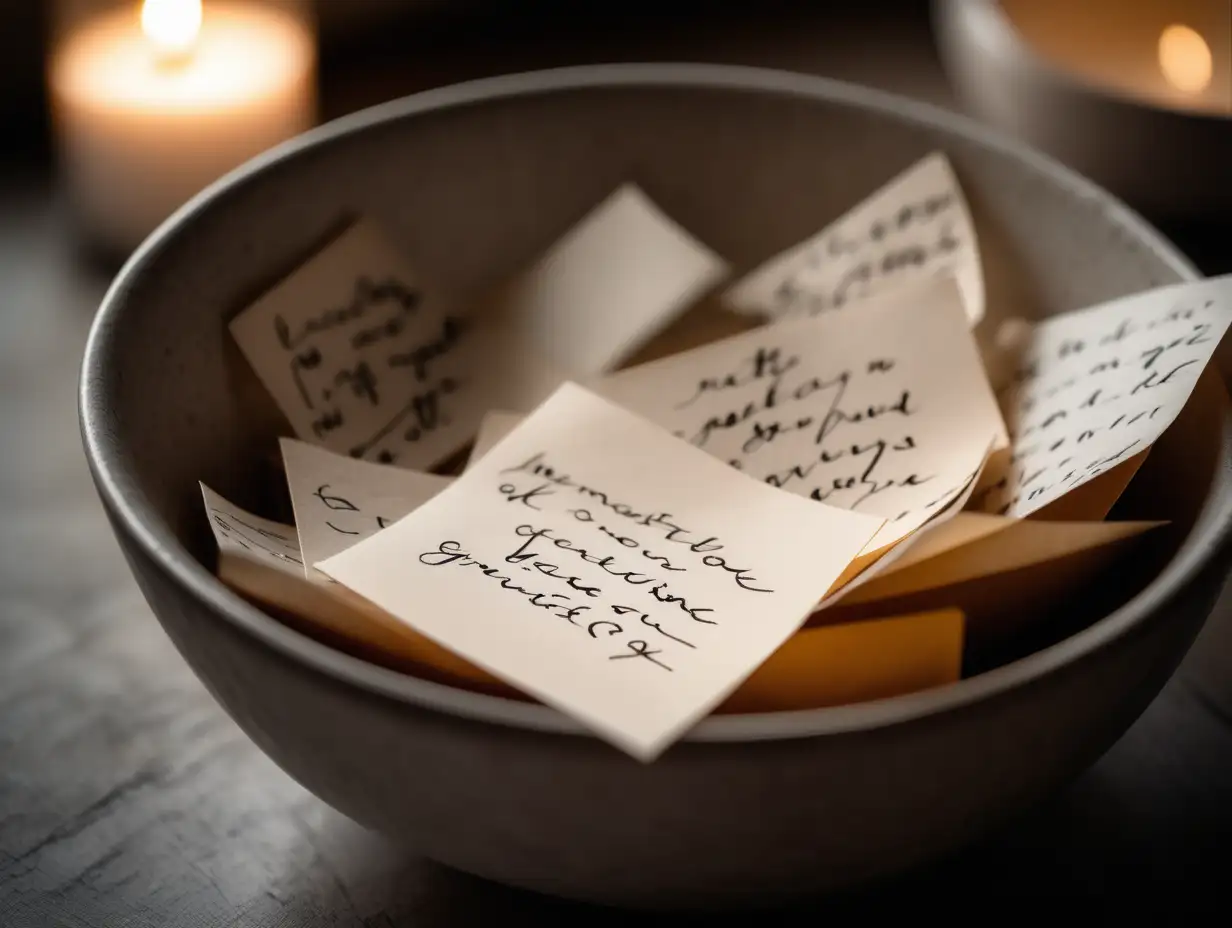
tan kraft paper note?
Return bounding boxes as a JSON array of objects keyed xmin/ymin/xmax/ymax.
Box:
[
  {"xmin": 280, "ymin": 438, "xmax": 452, "ymax": 580},
  {"xmin": 491, "ymin": 184, "xmax": 729, "ymax": 377},
  {"xmin": 594, "ymin": 276, "xmax": 1005, "ymax": 557},
  {"xmin": 230, "ymin": 220, "xmax": 559, "ymax": 470},
  {"xmin": 974, "ymin": 275, "xmax": 1232, "ymax": 518},
  {"xmin": 199, "ymin": 482, "xmax": 499, "ymax": 686},
  {"xmin": 723, "ymin": 153, "xmax": 984, "ymax": 325},
  {"xmin": 318, "ymin": 383, "xmax": 883, "ymax": 760}
]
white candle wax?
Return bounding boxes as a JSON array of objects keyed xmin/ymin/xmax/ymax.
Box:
[{"xmin": 50, "ymin": 2, "xmax": 316, "ymax": 255}]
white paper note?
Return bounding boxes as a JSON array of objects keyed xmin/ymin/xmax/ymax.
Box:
[
  {"xmin": 464, "ymin": 410, "xmax": 525, "ymax": 470},
  {"xmin": 318, "ymin": 383, "xmax": 882, "ymax": 760},
  {"xmin": 595, "ymin": 277, "xmax": 1004, "ymax": 554},
  {"xmin": 281, "ymin": 438, "xmax": 452, "ymax": 579},
  {"xmin": 723, "ymin": 153, "xmax": 984, "ymax": 326},
  {"xmin": 230, "ymin": 220, "xmax": 559, "ymax": 470},
  {"xmin": 492, "ymin": 185, "xmax": 729, "ymax": 376},
  {"xmin": 974, "ymin": 276, "xmax": 1232, "ymax": 518}
]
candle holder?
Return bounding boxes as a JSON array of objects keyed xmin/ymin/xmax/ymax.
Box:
[
  {"xmin": 934, "ymin": 0, "xmax": 1232, "ymax": 219},
  {"xmin": 49, "ymin": 0, "xmax": 317, "ymax": 259}
]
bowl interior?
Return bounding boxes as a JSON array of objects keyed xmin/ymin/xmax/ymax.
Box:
[{"xmin": 86, "ymin": 66, "xmax": 1225, "ymax": 724}]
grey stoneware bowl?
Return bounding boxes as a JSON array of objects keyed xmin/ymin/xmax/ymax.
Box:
[{"xmin": 80, "ymin": 64, "xmax": 1232, "ymax": 908}]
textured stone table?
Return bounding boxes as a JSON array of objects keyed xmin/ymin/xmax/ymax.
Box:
[{"xmin": 3, "ymin": 5, "xmax": 1231, "ymax": 924}]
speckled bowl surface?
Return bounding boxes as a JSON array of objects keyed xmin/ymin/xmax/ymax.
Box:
[{"xmin": 80, "ymin": 64, "xmax": 1232, "ymax": 908}]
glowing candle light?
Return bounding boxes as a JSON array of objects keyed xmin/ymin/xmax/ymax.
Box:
[
  {"xmin": 1158, "ymin": 24, "xmax": 1213, "ymax": 95},
  {"xmin": 49, "ymin": 1, "xmax": 317, "ymax": 255},
  {"xmin": 141, "ymin": 0, "xmax": 204, "ymax": 60}
]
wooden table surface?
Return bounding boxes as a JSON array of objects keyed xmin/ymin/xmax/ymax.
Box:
[{"xmin": 3, "ymin": 5, "xmax": 1231, "ymax": 924}]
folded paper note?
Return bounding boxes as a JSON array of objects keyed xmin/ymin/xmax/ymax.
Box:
[
  {"xmin": 820, "ymin": 516, "xmax": 1164, "ymax": 656},
  {"xmin": 318, "ymin": 383, "xmax": 883, "ymax": 760},
  {"xmin": 280, "ymin": 438, "xmax": 452, "ymax": 580},
  {"xmin": 491, "ymin": 184, "xmax": 729, "ymax": 376},
  {"xmin": 839, "ymin": 512, "xmax": 1163, "ymax": 604},
  {"xmin": 724, "ymin": 153, "xmax": 984, "ymax": 325},
  {"xmin": 230, "ymin": 221, "xmax": 558, "ymax": 469},
  {"xmin": 595, "ymin": 276, "xmax": 1004, "ymax": 555},
  {"xmin": 824, "ymin": 454, "xmax": 989, "ymax": 601},
  {"xmin": 975, "ymin": 275, "xmax": 1232, "ymax": 518},
  {"xmin": 464, "ymin": 409, "xmax": 524, "ymax": 470},
  {"xmin": 200, "ymin": 482, "xmax": 500, "ymax": 686},
  {"xmin": 202, "ymin": 481, "xmax": 303, "ymax": 570}
]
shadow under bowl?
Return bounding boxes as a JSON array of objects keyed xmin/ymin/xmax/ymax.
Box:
[{"xmin": 80, "ymin": 64, "xmax": 1232, "ymax": 908}]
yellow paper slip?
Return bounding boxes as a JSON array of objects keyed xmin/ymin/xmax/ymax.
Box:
[
  {"xmin": 838, "ymin": 514, "xmax": 1164, "ymax": 605},
  {"xmin": 817, "ymin": 521, "xmax": 1162, "ymax": 661},
  {"xmin": 715, "ymin": 609, "xmax": 964, "ymax": 714}
]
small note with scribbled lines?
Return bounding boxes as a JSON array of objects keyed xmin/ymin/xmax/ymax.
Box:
[
  {"xmin": 201, "ymin": 482, "xmax": 303, "ymax": 573},
  {"xmin": 724, "ymin": 153, "xmax": 984, "ymax": 326},
  {"xmin": 595, "ymin": 277, "xmax": 1004, "ymax": 555},
  {"xmin": 280, "ymin": 438, "xmax": 452, "ymax": 581},
  {"xmin": 318, "ymin": 383, "xmax": 881, "ymax": 760},
  {"xmin": 229, "ymin": 221, "xmax": 559, "ymax": 470},
  {"xmin": 973, "ymin": 275, "xmax": 1232, "ymax": 518}
]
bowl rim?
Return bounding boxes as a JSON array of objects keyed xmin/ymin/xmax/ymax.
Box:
[{"xmin": 80, "ymin": 62, "xmax": 1230, "ymax": 746}]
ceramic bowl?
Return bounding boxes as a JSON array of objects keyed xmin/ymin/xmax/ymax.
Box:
[{"xmin": 80, "ymin": 64, "xmax": 1232, "ymax": 908}]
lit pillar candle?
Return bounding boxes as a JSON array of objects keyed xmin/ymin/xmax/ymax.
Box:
[{"xmin": 49, "ymin": 0, "xmax": 316, "ymax": 256}]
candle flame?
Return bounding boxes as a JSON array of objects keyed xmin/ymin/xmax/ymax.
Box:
[
  {"xmin": 141, "ymin": 0, "xmax": 203, "ymax": 59},
  {"xmin": 1158, "ymin": 24, "xmax": 1212, "ymax": 95}
]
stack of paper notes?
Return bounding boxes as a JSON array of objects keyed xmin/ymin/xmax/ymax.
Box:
[{"xmin": 205, "ymin": 155, "xmax": 1232, "ymax": 760}]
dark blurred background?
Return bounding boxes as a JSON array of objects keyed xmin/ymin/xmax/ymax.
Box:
[
  {"xmin": 2, "ymin": 1, "xmax": 949, "ymax": 159},
  {"xmin": 6, "ymin": 0, "xmax": 1226, "ymax": 266}
]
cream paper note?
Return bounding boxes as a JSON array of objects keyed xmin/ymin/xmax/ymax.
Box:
[
  {"xmin": 974, "ymin": 275, "xmax": 1232, "ymax": 518},
  {"xmin": 492, "ymin": 184, "xmax": 729, "ymax": 376},
  {"xmin": 723, "ymin": 153, "xmax": 984, "ymax": 325},
  {"xmin": 230, "ymin": 220, "xmax": 558, "ymax": 470},
  {"xmin": 595, "ymin": 277, "xmax": 1005, "ymax": 554},
  {"xmin": 280, "ymin": 438, "xmax": 452, "ymax": 579},
  {"xmin": 318, "ymin": 383, "xmax": 882, "ymax": 760}
]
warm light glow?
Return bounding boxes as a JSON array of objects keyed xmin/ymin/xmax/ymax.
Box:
[
  {"xmin": 1158, "ymin": 24, "xmax": 1212, "ymax": 95},
  {"xmin": 141, "ymin": 0, "xmax": 203, "ymax": 58}
]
